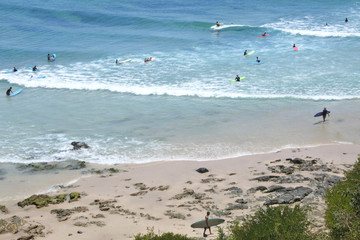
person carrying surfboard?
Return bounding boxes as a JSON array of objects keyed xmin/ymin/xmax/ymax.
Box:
[
  {"xmin": 322, "ymin": 107, "xmax": 330, "ymax": 122},
  {"xmin": 6, "ymin": 87, "xmax": 12, "ymax": 96},
  {"xmin": 203, "ymin": 211, "xmax": 212, "ymax": 237}
]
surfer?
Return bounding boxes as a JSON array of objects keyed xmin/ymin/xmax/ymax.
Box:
[
  {"xmin": 293, "ymin": 44, "xmax": 296, "ymax": 48},
  {"xmin": 13, "ymin": 67, "xmax": 17, "ymax": 72},
  {"xmin": 256, "ymin": 57, "xmax": 261, "ymax": 63},
  {"xmin": 6, "ymin": 87, "xmax": 12, "ymax": 96},
  {"xmin": 144, "ymin": 57, "xmax": 152, "ymax": 63},
  {"xmin": 345, "ymin": 18, "xmax": 348, "ymax": 23},
  {"xmin": 216, "ymin": 21, "xmax": 220, "ymax": 27},
  {"xmin": 116, "ymin": 59, "xmax": 118, "ymax": 64},
  {"xmin": 235, "ymin": 75, "xmax": 241, "ymax": 81},
  {"xmin": 324, "ymin": 23, "xmax": 328, "ymax": 26},
  {"xmin": 244, "ymin": 50, "xmax": 247, "ymax": 56},
  {"xmin": 262, "ymin": 32, "xmax": 267, "ymax": 36},
  {"xmin": 32, "ymin": 65, "xmax": 38, "ymax": 71},
  {"xmin": 322, "ymin": 107, "xmax": 330, "ymax": 122},
  {"xmin": 47, "ymin": 54, "xmax": 50, "ymax": 61},
  {"xmin": 203, "ymin": 211, "xmax": 212, "ymax": 237}
]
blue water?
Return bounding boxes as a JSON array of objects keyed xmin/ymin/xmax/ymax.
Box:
[{"xmin": 1, "ymin": 0, "xmax": 360, "ymax": 164}]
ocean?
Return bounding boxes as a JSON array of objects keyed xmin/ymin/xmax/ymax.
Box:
[{"xmin": 1, "ymin": 0, "xmax": 360, "ymax": 168}]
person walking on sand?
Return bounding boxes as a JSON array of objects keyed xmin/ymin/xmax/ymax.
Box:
[
  {"xmin": 203, "ymin": 211, "xmax": 212, "ymax": 237},
  {"xmin": 322, "ymin": 107, "xmax": 330, "ymax": 122}
]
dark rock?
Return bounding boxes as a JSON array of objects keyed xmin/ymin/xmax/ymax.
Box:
[
  {"xmin": 223, "ymin": 187, "xmax": 243, "ymax": 196},
  {"xmin": 71, "ymin": 142, "xmax": 89, "ymax": 150},
  {"xmin": 235, "ymin": 198, "xmax": 247, "ymax": 204},
  {"xmin": 226, "ymin": 203, "xmax": 248, "ymax": 210},
  {"xmin": 264, "ymin": 186, "xmax": 313, "ymax": 205},
  {"xmin": 247, "ymin": 186, "xmax": 267, "ymax": 194},
  {"xmin": 51, "ymin": 207, "xmax": 88, "ymax": 222},
  {"xmin": 17, "ymin": 235, "xmax": 34, "ymax": 240},
  {"xmin": 268, "ymin": 165, "xmax": 295, "ymax": 175},
  {"xmin": 0, "ymin": 205, "xmax": 9, "ymax": 214},
  {"xmin": 0, "ymin": 215, "xmax": 26, "ymax": 234},
  {"xmin": 265, "ymin": 185, "xmax": 286, "ymax": 193},
  {"xmin": 196, "ymin": 168, "xmax": 209, "ymax": 173},
  {"xmin": 17, "ymin": 163, "xmax": 58, "ymax": 172},
  {"xmin": 77, "ymin": 230, "xmax": 83, "ymax": 234},
  {"xmin": 289, "ymin": 158, "xmax": 306, "ymax": 164},
  {"xmin": 251, "ymin": 175, "xmax": 280, "ymax": 182}
]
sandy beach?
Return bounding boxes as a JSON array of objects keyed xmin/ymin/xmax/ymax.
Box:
[{"xmin": 1, "ymin": 143, "xmax": 359, "ymax": 240}]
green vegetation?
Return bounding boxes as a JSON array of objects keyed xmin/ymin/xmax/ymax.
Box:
[
  {"xmin": 134, "ymin": 228, "xmax": 195, "ymax": 240},
  {"xmin": 69, "ymin": 192, "xmax": 81, "ymax": 202},
  {"xmin": 325, "ymin": 158, "xmax": 360, "ymax": 239},
  {"xmin": 224, "ymin": 205, "xmax": 317, "ymax": 240}
]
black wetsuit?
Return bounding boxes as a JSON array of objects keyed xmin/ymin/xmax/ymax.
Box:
[{"xmin": 6, "ymin": 88, "xmax": 12, "ymax": 96}]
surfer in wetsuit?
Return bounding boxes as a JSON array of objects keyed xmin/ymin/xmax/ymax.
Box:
[
  {"xmin": 116, "ymin": 59, "xmax": 118, "ymax": 64},
  {"xmin": 322, "ymin": 107, "xmax": 330, "ymax": 122},
  {"xmin": 244, "ymin": 50, "xmax": 247, "ymax": 56},
  {"xmin": 293, "ymin": 44, "xmax": 296, "ymax": 48},
  {"xmin": 216, "ymin": 21, "xmax": 220, "ymax": 27},
  {"xmin": 32, "ymin": 65, "xmax": 38, "ymax": 71},
  {"xmin": 262, "ymin": 32, "xmax": 267, "ymax": 36},
  {"xmin": 235, "ymin": 75, "xmax": 241, "ymax": 81},
  {"xmin": 13, "ymin": 67, "xmax": 17, "ymax": 72},
  {"xmin": 6, "ymin": 87, "xmax": 12, "ymax": 96},
  {"xmin": 203, "ymin": 211, "xmax": 212, "ymax": 237},
  {"xmin": 345, "ymin": 18, "xmax": 348, "ymax": 23},
  {"xmin": 256, "ymin": 57, "xmax": 261, "ymax": 63},
  {"xmin": 47, "ymin": 54, "xmax": 50, "ymax": 61}
]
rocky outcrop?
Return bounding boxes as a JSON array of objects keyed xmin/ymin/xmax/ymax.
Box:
[
  {"xmin": 18, "ymin": 192, "xmax": 82, "ymax": 208},
  {"xmin": 264, "ymin": 186, "xmax": 313, "ymax": 205},
  {"xmin": 71, "ymin": 142, "xmax": 89, "ymax": 150}
]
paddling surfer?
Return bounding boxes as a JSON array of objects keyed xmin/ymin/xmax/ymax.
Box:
[
  {"xmin": 203, "ymin": 211, "xmax": 212, "ymax": 237},
  {"xmin": 6, "ymin": 87, "xmax": 12, "ymax": 96},
  {"xmin": 256, "ymin": 57, "xmax": 261, "ymax": 63}
]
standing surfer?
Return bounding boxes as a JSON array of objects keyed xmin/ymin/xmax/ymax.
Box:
[
  {"xmin": 203, "ymin": 211, "xmax": 212, "ymax": 237},
  {"xmin": 322, "ymin": 107, "xmax": 330, "ymax": 122}
]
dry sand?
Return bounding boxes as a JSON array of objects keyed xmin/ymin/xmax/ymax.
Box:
[{"xmin": 1, "ymin": 144, "xmax": 359, "ymax": 240}]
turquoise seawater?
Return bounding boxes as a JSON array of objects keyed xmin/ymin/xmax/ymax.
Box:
[{"xmin": 1, "ymin": 0, "xmax": 360, "ymax": 164}]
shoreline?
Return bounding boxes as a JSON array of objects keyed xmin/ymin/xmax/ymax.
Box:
[{"xmin": 1, "ymin": 143, "xmax": 359, "ymax": 239}]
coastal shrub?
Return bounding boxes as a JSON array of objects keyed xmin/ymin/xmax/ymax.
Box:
[
  {"xmin": 134, "ymin": 230, "xmax": 195, "ymax": 240},
  {"xmin": 226, "ymin": 205, "xmax": 316, "ymax": 240},
  {"xmin": 325, "ymin": 158, "xmax": 360, "ymax": 239}
]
